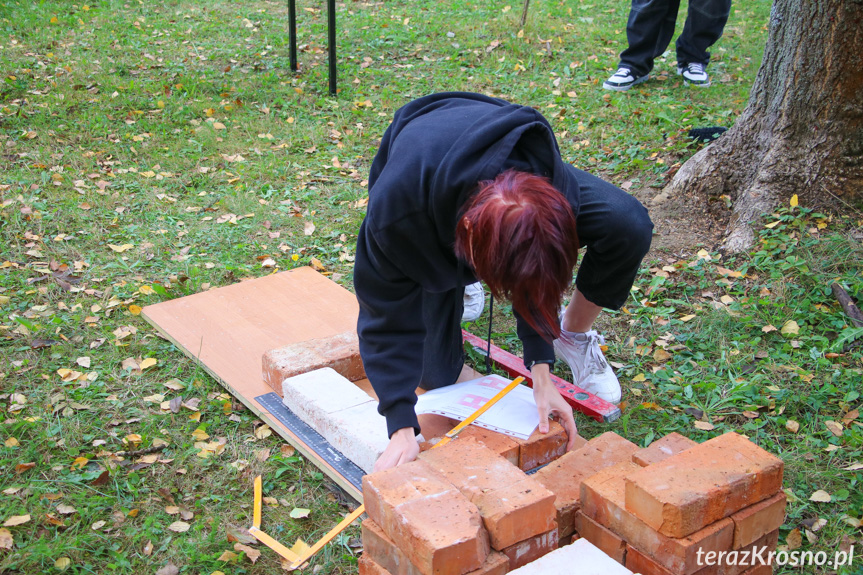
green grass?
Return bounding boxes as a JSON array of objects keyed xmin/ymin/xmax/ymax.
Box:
[{"xmin": 1, "ymin": 0, "xmax": 861, "ymax": 573}]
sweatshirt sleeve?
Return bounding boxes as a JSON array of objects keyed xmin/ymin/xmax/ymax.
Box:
[
  {"xmin": 515, "ymin": 311, "xmax": 555, "ymax": 368},
  {"xmin": 354, "ymin": 219, "xmax": 425, "ymax": 438}
]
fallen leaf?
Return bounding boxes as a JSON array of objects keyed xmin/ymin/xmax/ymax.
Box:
[
  {"xmin": 91, "ymin": 520, "xmax": 106, "ymax": 530},
  {"xmin": 129, "ymin": 304, "xmax": 142, "ymax": 315},
  {"xmin": 15, "ymin": 462, "xmax": 35, "ymax": 474},
  {"xmin": 4, "ymin": 437, "xmax": 19, "ymax": 447},
  {"xmin": 844, "ymin": 462, "xmax": 863, "ymax": 471},
  {"xmin": 280, "ymin": 445, "xmax": 296, "ymax": 458},
  {"xmin": 694, "ymin": 421, "xmax": 715, "ymax": 431},
  {"xmin": 786, "ymin": 420, "xmax": 800, "ymax": 433},
  {"xmin": 825, "ymin": 420, "xmax": 844, "ymax": 437},
  {"xmin": 762, "ymin": 325, "xmax": 778, "ymax": 333},
  {"xmin": 720, "ymin": 295, "xmax": 735, "ymax": 305},
  {"xmin": 155, "ymin": 563, "xmax": 180, "ymax": 575},
  {"xmin": 0, "ymin": 528, "xmax": 13, "ymax": 550},
  {"xmin": 289, "ymin": 508, "xmax": 310, "ymax": 519},
  {"xmin": 143, "ymin": 540, "xmax": 153, "ymax": 556},
  {"xmin": 227, "ymin": 526, "xmax": 257, "ymax": 545},
  {"xmin": 108, "ymin": 243, "xmax": 134, "ymax": 253},
  {"xmin": 56, "ymin": 504, "xmax": 77, "ymax": 515},
  {"xmin": 3, "ymin": 515, "xmax": 30, "ymax": 527},
  {"xmin": 140, "ymin": 357, "xmax": 158, "ymax": 370},
  {"xmin": 809, "ymin": 490, "xmax": 832, "ymax": 503},
  {"xmin": 303, "ymin": 221, "xmax": 315, "ymax": 236},
  {"xmin": 191, "ymin": 428, "xmax": 210, "ymax": 441},
  {"xmin": 218, "ymin": 550, "xmax": 239, "ymax": 562},
  {"xmin": 76, "ymin": 356, "xmax": 91, "ymax": 368},
  {"xmin": 55, "ymin": 557, "xmax": 72, "ymax": 571},
  {"xmin": 786, "ymin": 528, "xmax": 803, "ymax": 550},
  {"xmin": 742, "ymin": 411, "xmax": 760, "ymax": 419},
  {"xmin": 168, "ymin": 521, "xmax": 190, "ymax": 533},
  {"xmin": 653, "ymin": 348, "xmax": 672, "ymax": 362},
  {"xmin": 310, "ymin": 257, "xmax": 325, "ymax": 271},
  {"xmin": 70, "ymin": 456, "xmax": 89, "ymax": 470},
  {"xmin": 781, "ymin": 320, "xmax": 800, "ymax": 335},
  {"xmin": 234, "ymin": 543, "xmax": 261, "ymax": 563},
  {"xmin": 254, "ymin": 425, "xmax": 272, "ymax": 440},
  {"xmin": 790, "ymin": 194, "xmax": 799, "ymax": 207}
]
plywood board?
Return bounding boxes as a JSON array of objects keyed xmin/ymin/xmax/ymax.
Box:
[{"xmin": 142, "ymin": 267, "xmax": 365, "ymax": 501}]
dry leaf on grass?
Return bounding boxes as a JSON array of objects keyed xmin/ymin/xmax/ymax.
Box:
[{"xmin": 809, "ymin": 490, "xmax": 832, "ymax": 503}]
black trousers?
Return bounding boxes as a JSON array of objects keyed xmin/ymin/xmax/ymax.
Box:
[
  {"xmin": 619, "ymin": 0, "xmax": 731, "ymax": 77},
  {"xmin": 420, "ymin": 168, "xmax": 653, "ymax": 390}
]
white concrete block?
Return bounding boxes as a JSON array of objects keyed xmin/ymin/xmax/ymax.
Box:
[
  {"xmin": 281, "ymin": 367, "xmax": 388, "ymax": 474},
  {"xmin": 508, "ymin": 538, "xmax": 632, "ymax": 575},
  {"xmin": 282, "ymin": 367, "xmax": 375, "ymax": 415}
]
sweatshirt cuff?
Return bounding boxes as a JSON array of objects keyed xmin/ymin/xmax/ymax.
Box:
[
  {"xmin": 383, "ymin": 400, "xmax": 421, "ymax": 439},
  {"xmin": 521, "ymin": 333, "xmax": 555, "ymax": 369}
]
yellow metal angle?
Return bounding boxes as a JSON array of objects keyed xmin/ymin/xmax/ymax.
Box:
[{"xmin": 250, "ymin": 375, "xmax": 526, "ymax": 570}]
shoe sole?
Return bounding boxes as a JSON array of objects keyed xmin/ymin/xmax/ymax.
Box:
[
  {"xmin": 602, "ymin": 74, "xmax": 649, "ymax": 91},
  {"xmin": 683, "ymin": 78, "xmax": 711, "ymax": 87}
]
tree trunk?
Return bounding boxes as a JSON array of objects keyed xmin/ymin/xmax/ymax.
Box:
[{"xmin": 664, "ymin": 0, "xmax": 863, "ymax": 251}]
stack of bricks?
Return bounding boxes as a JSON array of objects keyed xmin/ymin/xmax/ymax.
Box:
[
  {"xmin": 575, "ymin": 431, "xmax": 786, "ymax": 575},
  {"xmin": 359, "ymin": 430, "xmax": 785, "ymax": 575}
]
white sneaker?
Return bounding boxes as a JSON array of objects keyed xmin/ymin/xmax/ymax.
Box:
[
  {"xmin": 602, "ymin": 67, "xmax": 649, "ymax": 91},
  {"xmin": 553, "ymin": 330, "xmax": 621, "ymax": 404},
  {"xmin": 677, "ymin": 62, "xmax": 710, "ymax": 87},
  {"xmin": 462, "ymin": 282, "xmax": 485, "ymax": 322}
]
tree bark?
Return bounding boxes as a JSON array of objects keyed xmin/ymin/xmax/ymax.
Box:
[{"xmin": 664, "ymin": 0, "xmax": 863, "ymax": 251}]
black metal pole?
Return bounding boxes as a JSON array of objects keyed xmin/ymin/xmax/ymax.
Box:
[
  {"xmin": 289, "ymin": 0, "xmax": 298, "ymax": 72},
  {"xmin": 328, "ymin": 0, "xmax": 337, "ymax": 95}
]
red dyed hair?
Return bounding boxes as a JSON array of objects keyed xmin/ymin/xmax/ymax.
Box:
[{"xmin": 455, "ymin": 169, "xmax": 579, "ymax": 341}]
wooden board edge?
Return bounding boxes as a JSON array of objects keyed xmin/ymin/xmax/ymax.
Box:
[{"xmin": 141, "ymin": 309, "xmax": 364, "ymax": 503}]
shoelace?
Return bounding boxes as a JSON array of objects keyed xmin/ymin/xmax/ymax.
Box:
[
  {"xmin": 583, "ymin": 333, "xmax": 609, "ymax": 375},
  {"xmin": 614, "ymin": 68, "xmax": 631, "ymax": 78},
  {"xmin": 687, "ymin": 63, "xmax": 704, "ymax": 76}
]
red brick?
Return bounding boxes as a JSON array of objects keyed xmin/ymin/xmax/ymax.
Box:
[
  {"xmin": 418, "ymin": 437, "xmax": 556, "ymax": 549},
  {"xmin": 532, "ymin": 431, "xmax": 639, "ymax": 538},
  {"xmin": 633, "ymin": 432, "xmax": 699, "ymax": 467},
  {"xmin": 574, "ymin": 512, "xmax": 627, "ymax": 564},
  {"xmin": 362, "ymin": 519, "xmax": 423, "ymax": 575},
  {"xmin": 453, "ymin": 425, "xmax": 520, "ymax": 466},
  {"xmin": 624, "ymin": 432, "xmax": 784, "ymax": 538},
  {"xmin": 626, "ymin": 545, "xmax": 675, "ymax": 575},
  {"xmin": 362, "ymin": 519, "xmax": 509, "ymax": 575},
  {"xmin": 362, "ymin": 460, "xmax": 490, "ymax": 575},
  {"xmin": 262, "ymin": 331, "xmax": 365, "ymax": 393},
  {"xmin": 717, "ymin": 530, "xmax": 778, "ymax": 575},
  {"xmin": 359, "ymin": 554, "xmax": 392, "ymax": 575},
  {"xmin": 738, "ymin": 566, "xmax": 772, "ymax": 575},
  {"xmin": 580, "ymin": 461, "xmax": 734, "ymax": 575},
  {"xmin": 500, "ymin": 528, "xmax": 559, "ymax": 570},
  {"xmin": 729, "ymin": 493, "xmax": 786, "ymax": 549},
  {"xmin": 513, "ymin": 420, "xmax": 577, "ymax": 470}
]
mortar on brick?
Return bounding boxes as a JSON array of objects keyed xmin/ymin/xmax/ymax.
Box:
[
  {"xmin": 624, "ymin": 432, "xmax": 784, "ymax": 539},
  {"xmin": 632, "ymin": 432, "xmax": 698, "ymax": 467},
  {"xmin": 729, "ymin": 492, "xmax": 786, "ymax": 549},
  {"xmin": 500, "ymin": 528, "xmax": 559, "ymax": 570}
]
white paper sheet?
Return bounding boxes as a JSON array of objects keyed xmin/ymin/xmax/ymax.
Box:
[{"xmin": 415, "ymin": 374, "xmax": 539, "ymax": 440}]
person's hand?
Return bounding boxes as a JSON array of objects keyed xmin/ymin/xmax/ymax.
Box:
[
  {"xmin": 373, "ymin": 427, "xmax": 420, "ymax": 472},
  {"xmin": 531, "ymin": 363, "xmax": 579, "ymax": 451}
]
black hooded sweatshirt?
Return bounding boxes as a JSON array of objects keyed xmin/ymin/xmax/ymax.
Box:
[{"xmin": 354, "ymin": 92, "xmax": 582, "ymax": 438}]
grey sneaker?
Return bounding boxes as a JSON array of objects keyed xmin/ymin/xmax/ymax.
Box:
[
  {"xmin": 462, "ymin": 282, "xmax": 485, "ymax": 322},
  {"xmin": 553, "ymin": 330, "xmax": 621, "ymax": 404},
  {"xmin": 677, "ymin": 62, "xmax": 710, "ymax": 87},
  {"xmin": 603, "ymin": 67, "xmax": 649, "ymax": 91}
]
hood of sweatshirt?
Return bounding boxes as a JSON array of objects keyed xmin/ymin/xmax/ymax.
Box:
[{"xmin": 365, "ymin": 92, "xmax": 577, "ymax": 292}]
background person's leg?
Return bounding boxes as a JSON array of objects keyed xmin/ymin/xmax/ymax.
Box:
[
  {"xmin": 676, "ymin": 0, "xmax": 731, "ymax": 67},
  {"xmin": 619, "ymin": 0, "xmax": 681, "ymax": 77}
]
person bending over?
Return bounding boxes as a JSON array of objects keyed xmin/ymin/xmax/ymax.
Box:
[{"xmin": 354, "ymin": 92, "xmax": 653, "ymax": 472}]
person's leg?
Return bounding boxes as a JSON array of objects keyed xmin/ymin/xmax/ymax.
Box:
[
  {"xmin": 618, "ymin": 0, "xmax": 681, "ymax": 77},
  {"xmin": 676, "ymin": 0, "xmax": 731, "ymax": 68},
  {"xmin": 554, "ymin": 168, "xmax": 653, "ymax": 403},
  {"xmin": 418, "ymin": 286, "xmax": 467, "ymax": 391}
]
